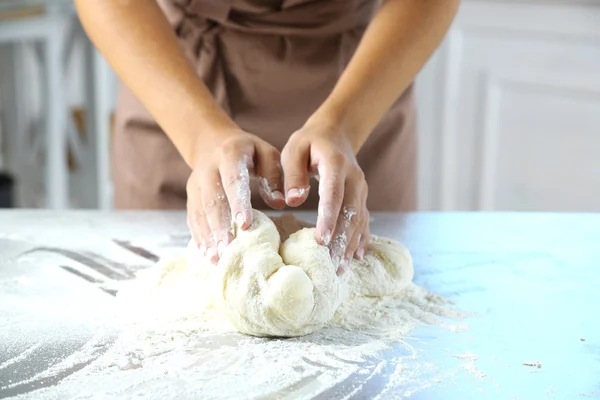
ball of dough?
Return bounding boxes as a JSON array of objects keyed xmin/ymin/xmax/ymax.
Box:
[
  {"xmin": 348, "ymin": 235, "xmax": 414, "ymax": 297},
  {"xmin": 279, "ymin": 227, "xmax": 347, "ymax": 334},
  {"xmin": 119, "ymin": 210, "xmax": 415, "ymax": 338},
  {"xmin": 214, "ymin": 211, "xmax": 344, "ymax": 337},
  {"xmin": 264, "ymin": 265, "xmax": 314, "ymax": 327}
]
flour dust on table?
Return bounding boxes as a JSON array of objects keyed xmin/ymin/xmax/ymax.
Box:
[
  {"xmin": 117, "ymin": 210, "xmax": 464, "ymax": 340},
  {"xmin": 0, "ymin": 211, "xmax": 471, "ymax": 400},
  {"xmin": 38, "ymin": 211, "xmax": 465, "ymax": 400}
]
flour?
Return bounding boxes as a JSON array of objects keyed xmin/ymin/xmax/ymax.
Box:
[
  {"xmin": 0, "ymin": 300, "xmax": 116, "ymax": 399},
  {"xmin": 11, "ymin": 298, "xmax": 462, "ymax": 400},
  {"xmin": 77, "ymin": 255, "xmax": 467, "ymax": 399},
  {"xmin": 1, "ymin": 214, "xmax": 471, "ymax": 400},
  {"xmin": 99, "ymin": 212, "xmax": 469, "ymax": 398},
  {"xmin": 4, "ymin": 295, "xmax": 467, "ymax": 400},
  {"xmin": 329, "ymin": 206, "xmax": 356, "ymax": 264},
  {"xmin": 331, "ymin": 284, "xmax": 465, "ymax": 337}
]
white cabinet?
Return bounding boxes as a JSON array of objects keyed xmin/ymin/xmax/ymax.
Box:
[{"xmin": 416, "ymin": 0, "xmax": 600, "ymax": 211}]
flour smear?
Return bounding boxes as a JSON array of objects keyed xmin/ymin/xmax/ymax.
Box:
[
  {"xmin": 1, "ymin": 222, "xmax": 472, "ymax": 400},
  {"xmin": 5, "ymin": 281, "xmax": 469, "ymax": 400}
]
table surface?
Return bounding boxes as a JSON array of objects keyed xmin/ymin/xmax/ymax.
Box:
[{"xmin": 0, "ymin": 211, "xmax": 598, "ymax": 399}]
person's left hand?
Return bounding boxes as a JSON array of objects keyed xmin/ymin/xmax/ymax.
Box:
[{"xmin": 281, "ymin": 117, "xmax": 370, "ymax": 275}]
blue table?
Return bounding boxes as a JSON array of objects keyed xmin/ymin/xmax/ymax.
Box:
[{"xmin": 0, "ymin": 211, "xmax": 598, "ymax": 399}]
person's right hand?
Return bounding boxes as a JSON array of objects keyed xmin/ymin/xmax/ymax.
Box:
[{"xmin": 186, "ymin": 129, "xmax": 285, "ymax": 263}]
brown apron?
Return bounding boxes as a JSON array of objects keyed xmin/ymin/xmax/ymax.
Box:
[{"xmin": 112, "ymin": 0, "xmax": 417, "ymax": 211}]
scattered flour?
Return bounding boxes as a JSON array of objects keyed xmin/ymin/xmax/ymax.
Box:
[{"xmin": 0, "ymin": 214, "xmax": 472, "ymax": 400}]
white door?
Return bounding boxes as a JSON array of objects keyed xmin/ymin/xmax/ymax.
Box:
[{"xmin": 416, "ymin": 0, "xmax": 600, "ymax": 211}]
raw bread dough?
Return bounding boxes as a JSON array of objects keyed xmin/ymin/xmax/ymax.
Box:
[{"xmin": 118, "ymin": 210, "xmax": 414, "ymax": 338}]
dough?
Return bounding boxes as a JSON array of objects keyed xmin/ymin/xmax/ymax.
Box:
[{"xmin": 118, "ymin": 210, "xmax": 414, "ymax": 338}]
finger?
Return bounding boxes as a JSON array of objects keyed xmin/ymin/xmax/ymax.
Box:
[
  {"xmin": 330, "ymin": 175, "xmax": 364, "ymax": 275},
  {"xmin": 344, "ymin": 224, "xmax": 362, "ymax": 265},
  {"xmin": 346, "ymin": 204, "xmax": 366, "ymax": 263},
  {"xmin": 187, "ymin": 209, "xmax": 212, "ymax": 257},
  {"xmin": 355, "ymin": 210, "xmax": 370, "ymax": 261},
  {"xmin": 330, "ymin": 206, "xmax": 358, "ymax": 271},
  {"xmin": 220, "ymin": 154, "xmax": 253, "ymax": 231},
  {"xmin": 186, "ymin": 178, "xmax": 212, "ymax": 256},
  {"xmin": 316, "ymin": 162, "xmax": 344, "ymax": 246},
  {"xmin": 187, "ymin": 213, "xmax": 202, "ymax": 250},
  {"xmin": 186, "ymin": 189, "xmax": 203, "ymax": 250},
  {"xmin": 200, "ymin": 168, "xmax": 233, "ymax": 263},
  {"xmin": 346, "ymin": 180, "xmax": 367, "ymax": 261},
  {"xmin": 255, "ymin": 142, "xmax": 285, "ymax": 209},
  {"xmin": 281, "ymin": 139, "xmax": 311, "ymax": 207},
  {"xmin": 341, "ymin": 173, "xmax": 366, "ymax": 260}
]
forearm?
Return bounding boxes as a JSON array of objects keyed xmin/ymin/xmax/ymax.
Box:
[
  {"xmin": 74, "ymin": 0, "xmax": 236, "ymax": 166},
  {"xmin": 313, "ymin": 0, "xmax": 460, "ymax": 152}
]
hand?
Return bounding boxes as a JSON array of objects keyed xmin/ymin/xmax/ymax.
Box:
[
  {"xmin": 281, "ymin": 119, "xmax": 370, "ymax": 275},
  {"xmin": 187, "ymin": 129, "xmax": 286, "ymax": 263}
]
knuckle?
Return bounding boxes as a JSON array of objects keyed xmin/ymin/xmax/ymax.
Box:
[
  {"xmin": 202, "ymin": 197, "xmax": 219, "ymax": 211},
  {"xmin": 265, "ymin": 165, "xmax": 283, "ymax": 182},
  {"xmin": 351, "ymin": 166, "xmax": 365, "ymax": 182},
  {"xmin": 216, "ymin": 140, "xmax": 240, "ymax": 160},
  {"xmin": 286, "ymin": 173, "xmax": 307, "ymax": 185},
  {"xmin": 349, "ymin": 214, "xmax": 360, "ymax": 229},
  {"xmin": 328, "ymin": 189, "xmax": 344, "ymax": 205},
  {"xmin": 269, "ymin": 171, "xmax": 283, "ymax": 186},
  {"xmin": 186, "ymin": 173, "xmax": 199, "ymax": 191},
  {"xmin": 268, "ymin": 146, "xmax": 281, "ymax": 161},
  {"xmin": 193, "ymin": 208, "xmax": 206, "ymax": 221},
  {"xmin": 222, "ymin": 173, "xmax": 239, "ymax": 190},
  {"xmin": 323, "ymin": 171, "xmax": 343, "ymax": 188},
  {"xmin": 328, "ymin": 151, "xmax": 347, "ymax": 167},
  {"xmin": 320, "ymin": 208, "xmax": 337, "ymax": 225},
  {"xmin": 281, "ymin": 139, "xmax": 300, "ymax": 160}
]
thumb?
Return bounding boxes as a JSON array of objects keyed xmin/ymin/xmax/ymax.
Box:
[
  {"xmin": 254, "ymin": 142, "xmax": 286, "ymax": 209},
  {"xmin": 281, "ymin": 139, "xmax": 311, "ymax": 207}
]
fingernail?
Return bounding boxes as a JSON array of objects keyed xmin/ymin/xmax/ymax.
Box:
[
  {"xmin": 321, "ymin": 230, "xmax": 332, "ymax": 246},
  {"xmin": 355, "ymin": 247, "xmax": 365, "ymax": 260},
  {"xmin": 273, "ymin": 190, "xmax": 285, "ymax": 201},
  {"xmin": 287, "ymin": 188, "xmax": 300, "ymax": 201},
  {"xmin": 207, "ymin": 246, "xmax": 218, "ymax": 264},
  {"xmin": 336, "ymin": 266, "xmax": 345, "ymax": 276},
  {"xmin": 217, "ymin": 241, "xmax": 226, "ymax": 257},
  {"xmin": 236, "ymin": 213, "xmax": 245, "ymax": 228},
  {"xmin": 287, "ymin": 187, "xmax": 308, "ymax": 201}
]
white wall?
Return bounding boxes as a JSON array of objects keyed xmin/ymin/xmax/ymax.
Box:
[{"xmin": 415, "ymin": 0, "xmax": 600, "ymax": 211}]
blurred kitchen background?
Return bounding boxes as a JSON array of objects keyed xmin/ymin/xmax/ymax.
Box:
[{"xmin": 0, "ymin": 0, "xmax": 598, "ymax": 211}]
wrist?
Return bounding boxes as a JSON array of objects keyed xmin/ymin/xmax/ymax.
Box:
[
  {"xmin": 185, "ymin": 113, "xmax": 240, "ymax": 167},
  {"xmin": 306, "ymin": 103, "xmax": 368, "ymax": 154}
]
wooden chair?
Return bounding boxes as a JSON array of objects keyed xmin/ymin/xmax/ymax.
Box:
[{"xmin": 0, "ymin": 0, "xmax": 115, "ymax": 209}]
